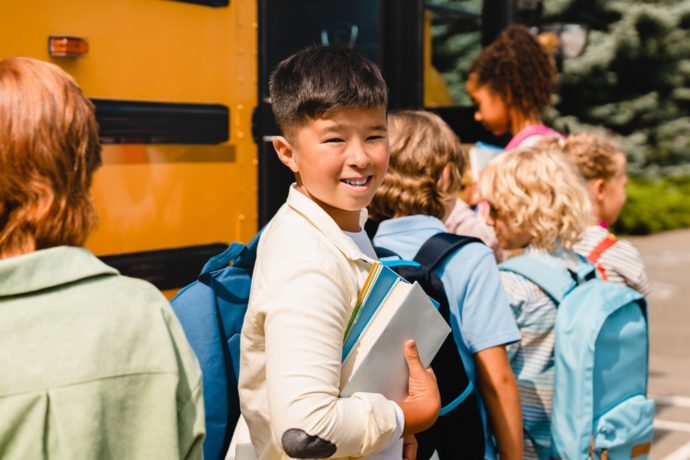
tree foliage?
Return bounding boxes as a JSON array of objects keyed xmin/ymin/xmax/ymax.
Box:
[
  {"xmin": 431, "ymin": 0, "xmax": 690, "ymax": 177},
  {"xmin": 430, "ymin": 0, "xmax": 483, "ymax": 105},
  {"xmin": 544, "ymin": 0, "xmax": 690, "ymax": 176}
]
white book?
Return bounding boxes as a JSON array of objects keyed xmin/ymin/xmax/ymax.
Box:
[{"xmin": 340, "ymin": 267, "xmax": 451, "ymax": 401}]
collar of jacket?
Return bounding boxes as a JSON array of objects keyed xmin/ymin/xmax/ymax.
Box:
[
  {"xmin": 0, "ymin": 246, "xmax": 118, "ymax": 297},
  {"xmin": 285, "ymin": 184, "xmax": 375, "ymax": 263}
]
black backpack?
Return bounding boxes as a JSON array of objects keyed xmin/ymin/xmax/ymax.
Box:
[{"xmin": 374, "ymin": 232, "xmax": 486, "ymax": 460}]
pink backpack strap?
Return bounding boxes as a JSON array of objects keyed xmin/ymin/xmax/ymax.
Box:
[{"xmin": 504, "ymin": 125, "xmax": 561, "ymax": 151}]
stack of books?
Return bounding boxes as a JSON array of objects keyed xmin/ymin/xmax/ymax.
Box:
[{"xmin": 339, "ymin": 262, "xmax": 450, "ymax": 401}]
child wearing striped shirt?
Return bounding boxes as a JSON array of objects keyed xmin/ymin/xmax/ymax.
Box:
[
  {"xmin": 540, "ymin": 132, "xmax": 651, "ymax": 296},
  {"xmin": 478, "ymin": 146, "xmax": 591, "ymax": 459}
]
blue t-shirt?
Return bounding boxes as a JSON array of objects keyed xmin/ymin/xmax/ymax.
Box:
[{"xmin": 373, "ymin": 215, "xmax": 521, "ymax": 460}]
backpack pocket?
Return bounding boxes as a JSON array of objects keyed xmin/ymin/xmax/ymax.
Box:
[{"xmin": 593, "ymin": 395, "xmax": 655, "ymax": 459}]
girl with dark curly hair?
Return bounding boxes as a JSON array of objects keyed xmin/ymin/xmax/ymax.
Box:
[{"xmin": 467, "ymin": 24, "xmax": 560, "ymax": 150}]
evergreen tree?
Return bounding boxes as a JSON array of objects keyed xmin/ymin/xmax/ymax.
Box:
[
  {"xmin": 431, "ymin": 0, "xmax": 690, "ymax": 176},
  {"xmin": 430, "ymin": 0, "xmax": 483, "ymax": 105},
  {"xmin": 544, "ymin": 0, "xmax": 690, "ymax": 176}
]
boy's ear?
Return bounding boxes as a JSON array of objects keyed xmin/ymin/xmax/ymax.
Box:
[{"xmin": 273, "ymin": 136, "xmax": 299, "ymax": 173}]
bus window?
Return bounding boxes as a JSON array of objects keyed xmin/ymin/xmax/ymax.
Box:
[
  {"xmin": 424, "ymin": 0, "xmax": 510, "ymax": 144},
  {"xmin": 425, "ymin": 1, "xmax": 481, "ymax": 108}
]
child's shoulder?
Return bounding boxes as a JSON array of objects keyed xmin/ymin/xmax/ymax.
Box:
[
  {"xmin": 259, "ymin": 207, "xmax": 337, "ymax": 262},
  {"xmin": 499, "ymin": 249, "xmax": 575, "ymax": 303},
  {"xmin": 255, "ymin": 204, "xmax": 358, "ymax": 288},
  {"xmin": 575, "ymin": 226, "xmax": 644, "ymax": 263},
  {"xmin": 607, "ymin": 237, "xmax": 644, "ymax": 262},
  {"xmin": 442, "ymin": 237, "xmax": 495, "ymax": 274},
  {"xmin": 499, "ymin": 268, "xmax": 545, "ymax": 305},
  {"xmin": 576, "ymin": 224, "xmax": 609, "ymax": 246}
]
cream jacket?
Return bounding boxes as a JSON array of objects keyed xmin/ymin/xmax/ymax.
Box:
[{"xmin": 238, "ymin": 186, "xmax": 403, "ymax": 460}]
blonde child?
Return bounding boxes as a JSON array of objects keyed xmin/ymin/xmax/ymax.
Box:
[
  {"xmin": 466, "ymin": 24, "xmax": 560, "ymax": 150},
  {"xmin": 541, "ymin": 132, "xmax": 651, "ymax": 296},
  {"xmin": 237, "ymin": 46, "xmax": 440, "ymax": 460},
  {"xmin": 369, "ymin": 110, "xmax": 522, "ymax": 460},
  {"xmin": 479, "ymin": 146, "xmax": 591, "ymax": 459}
]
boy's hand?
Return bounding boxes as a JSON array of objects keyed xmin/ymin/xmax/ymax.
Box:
[
  {"xmin": 398, "ymin": 340, "xmax": 441, "ymax": 436},
  {"xmin": 402, "ymin": 434, "xmax": 418, "ymax": 460}
]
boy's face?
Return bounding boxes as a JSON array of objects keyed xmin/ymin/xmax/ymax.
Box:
[
  {"xmin": 466, "ymin": 73, "xmax": 510, "ymax": 137},
  {"xmin": 274, "ymin": 106, "xmax": 389, "ymax": 231},
  {"xmin": 598, "ymin": 152, "xmax": 628, "ymax": 225}
]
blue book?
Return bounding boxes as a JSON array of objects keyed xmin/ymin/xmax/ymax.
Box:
[
  {"xmin": 342, "ymin": 263, "xmax": 403, "ymax": 361},
  {"xmin": 340, "ymin": 262, "xmax": 450, "ymax": 400}
]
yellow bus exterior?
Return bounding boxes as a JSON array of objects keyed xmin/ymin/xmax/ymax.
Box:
[
  {"xmin": 1, "ymin": 0, "xmax": 258, "ymax": 292},
  {"xmin": 1, "ymin": 0, "xmax": 520, "ymax": 294}
]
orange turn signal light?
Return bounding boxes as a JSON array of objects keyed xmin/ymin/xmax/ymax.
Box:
[{"xmin": 49, "ymin": 36, "xmax": 89, "ymax": 57}]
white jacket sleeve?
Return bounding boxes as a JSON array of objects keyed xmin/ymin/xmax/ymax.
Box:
[{"xmin": 259, "ymin": 260, "xmax": 402, "ymax": 458}]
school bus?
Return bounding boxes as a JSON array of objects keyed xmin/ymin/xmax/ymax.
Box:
[
  {"xmin": 1, "ymin": 0, "xmax": 527, "ymax": 294},
  {"xmin": 2, "ymin": 0, "xmax": 258, "ymax": 295}
]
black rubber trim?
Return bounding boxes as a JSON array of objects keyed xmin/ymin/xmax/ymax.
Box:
[
  {"xmin": 172, "ymin": 0, "xmax": 229, "ymax": 6},
  {"xmin": 92, "ymin": 99, "xmax": 229, "ymax": 145},
  {"xmin": 98, "ymin": 243, "xmax": 228, "ymax": 291}
]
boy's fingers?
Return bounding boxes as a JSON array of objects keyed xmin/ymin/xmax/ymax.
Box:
[{"xmin": 404, "ymin": 339, "xmax": 424, "ymax": 371}]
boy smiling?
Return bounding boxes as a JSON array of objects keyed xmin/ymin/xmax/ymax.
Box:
[
  {"xmin": 272, "ymin": 106, "xmax": 389, "ymax": 231},
  {"xmin": 238, "ymin": 46, "xmax": 440, "ymax": 460}
]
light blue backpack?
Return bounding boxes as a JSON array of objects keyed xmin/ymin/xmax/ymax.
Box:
[{"xmin": 500, "ymin": 254, "xmax": 654, "ymax": 460}]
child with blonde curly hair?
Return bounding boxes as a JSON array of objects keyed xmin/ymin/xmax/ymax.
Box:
[
  {"xmin": 479, "ymin": 146, "xmax": 591, "ymax": 459},
  {"xmin": 369, "ymin": 110, "xmax": 522, "ymax": 460},
  {"xmin": 540, "ymin": 132, "xmax": 651, "ymax": 296}
]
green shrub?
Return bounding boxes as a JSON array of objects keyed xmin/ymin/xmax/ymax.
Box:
[{"xmin": 613, "ymin": 176, "xmax": 690, "ymax": 235}]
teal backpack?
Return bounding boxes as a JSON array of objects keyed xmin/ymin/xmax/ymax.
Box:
[
  {"xmin": 500, "ymin": 254, "xmax": 654, "ymax": 460},
  {"xmin": 171, "ymin": 233, "xmax": 261, "ymax": 460}
]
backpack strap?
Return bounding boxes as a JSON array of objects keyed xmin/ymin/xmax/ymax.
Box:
[
  {"xmin": 374, "ymin": 245, "xmax": 402, "ymax": 260},
  {"xmin": 413, "ymin": 233, "xmax": 483, "ymax": 270},
  {"xmin": 587, "ymin": 234, "xmax": 617, "ymax": 280},
  {"xmin": 499, "ymin": 255, "xmax": 576, "ymax": 304},
  {"xmin": 504, "ymin": 125, "xmax": 561, "ymax": 151},
  {"xmin": 200, "ymin": 230, "xmax": 262, "ymax": 276},
  {"xmin": 570, "ymin": 254, "xmax": 598, "ymax": 284}
]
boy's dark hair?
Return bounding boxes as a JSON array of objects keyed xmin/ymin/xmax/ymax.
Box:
[
  {"xmin": 469, "ymin": 24, "xmax": 555, "ymax": 119},
  {"xmin": 269, "ymin": 45, "xmax": 388, "ymax": 137}
]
